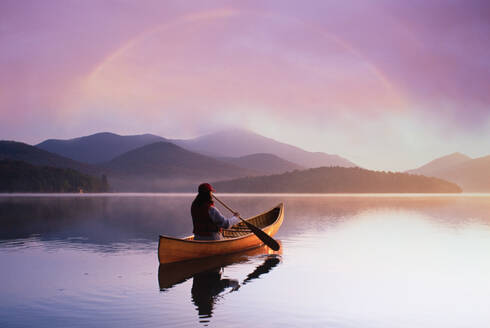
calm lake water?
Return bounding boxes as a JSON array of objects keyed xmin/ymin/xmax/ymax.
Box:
[{"xmin": 1, "ymin": 194, "xmax": 490, "ymax": 327}]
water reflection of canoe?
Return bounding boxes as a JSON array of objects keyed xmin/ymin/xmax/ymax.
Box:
[
  {"xmin": 159, "ymin": 245, "xmax": 282, "ymax": 322},
  {"xmin": 158, "ymin": 244, "xmax": 282, "ymax": 291},
  {"xmin": 158, "ymin": 203, "xmax": 284, "ymax": 264}
]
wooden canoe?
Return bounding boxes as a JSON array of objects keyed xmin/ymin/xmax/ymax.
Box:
[{"xmin": 158, "ymin": 203, "xmax": 284, "ymax": 264}]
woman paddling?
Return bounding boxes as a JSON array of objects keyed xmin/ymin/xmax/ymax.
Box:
[{"xmin": 191, "ymin": 183, "xmax": 241, "ymax": 240}]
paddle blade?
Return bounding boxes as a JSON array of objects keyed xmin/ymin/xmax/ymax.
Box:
[{"xmin": 242, "ymin": 220, "xmax": 280, "ymax": 251}]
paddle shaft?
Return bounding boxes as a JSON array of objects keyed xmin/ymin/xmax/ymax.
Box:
[{"xmin": 212, "ymin": 194, "xmax": 280, "ymax": 251}]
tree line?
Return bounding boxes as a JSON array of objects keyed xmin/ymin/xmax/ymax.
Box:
[
  {"xmin": 213, "ymin": 167, "xmax": 462, "ymax": 193},
  {"xmin": 0, "ymin": 160, "xmax": 110, "ymax": 192}
]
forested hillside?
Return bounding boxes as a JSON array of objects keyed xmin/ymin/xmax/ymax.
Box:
[
  {"xmin": 0, "ymin": 160, "xmax": 109, "ymax": 192},
  {"xmin": 213, "ymin": 167, "xmax": 462, "ymax": 193}
]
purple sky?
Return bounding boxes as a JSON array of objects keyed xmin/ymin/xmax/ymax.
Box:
[{"xmin": 1, "ymin": 0, "xmax": 489, "ymax": 170}]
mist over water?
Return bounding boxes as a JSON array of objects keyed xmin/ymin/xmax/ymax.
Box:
[{"xmin": 1, "ymin": 194, "xmax": 490, "ymax": 327}]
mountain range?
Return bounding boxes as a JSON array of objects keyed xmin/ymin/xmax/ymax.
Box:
[
  {"xmin": 100, "ymin": 142, "xmax": 258, "ymax": 191},
  {"xmin": 37, "ymin": 130, "xmax": 355, "ymax": 169},
  {"xmin": 0, "ymin": 140, "xmax": 96, "ymax": 175},
  {"xmin": 408, "ymin": 153, "xmax": 490, "ymax": 192},
  {"xmin": 407, "ymin": 153, "xmax": 471, "ymax": 177},
  {"xmin": 217, "ymin": 153, "xmax": 303, "ymax": 175},
  {"xmin": 0, "ymin": 140, "xmax": 254, "ymax": 191},
  {"xmin": 29, "ymin": 129, "xmax": 359, "ymax": 190},
  {"xmin": 2, "ymin": 129, "xmax": 488, "ymax": 192},
  {"xmin": 171, "ymin": 129, "xmax": 356, "ymax": 168},
  {"xmin": 37, "ymin": 132, "xmax": 167, "ymax": 164}
]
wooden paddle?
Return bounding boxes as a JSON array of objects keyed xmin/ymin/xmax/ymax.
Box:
[{"xmin": 212, "ymin": 194, "xmax": 280, "ymax": 251}]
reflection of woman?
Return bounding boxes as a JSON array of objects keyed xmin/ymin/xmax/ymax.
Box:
[
  {"xmin": 191, "ymin": 268, "xmax": 239, "ymax": 319},
  {"xmin": 191, "ymin": 183, "xmax": 240, "ymax": 240}
]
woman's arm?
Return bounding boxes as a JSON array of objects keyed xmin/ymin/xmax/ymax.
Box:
[{"xmin": 208, "ymin": 206, "xmax": 241, "ymax": 229}]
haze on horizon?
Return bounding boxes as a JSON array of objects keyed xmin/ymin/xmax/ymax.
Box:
[{"xmin": 1, "ymin": 0, "xmax": 489, "ymax": 171}]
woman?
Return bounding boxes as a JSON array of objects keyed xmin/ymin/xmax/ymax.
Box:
[{"xmin": 191, "ymin": 183, "xmax": 241, "ymax": 240}]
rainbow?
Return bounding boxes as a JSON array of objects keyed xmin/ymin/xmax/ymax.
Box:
[{"xmin": 86, "ymin": 8, "xmax": 406, "ymax": 108}]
